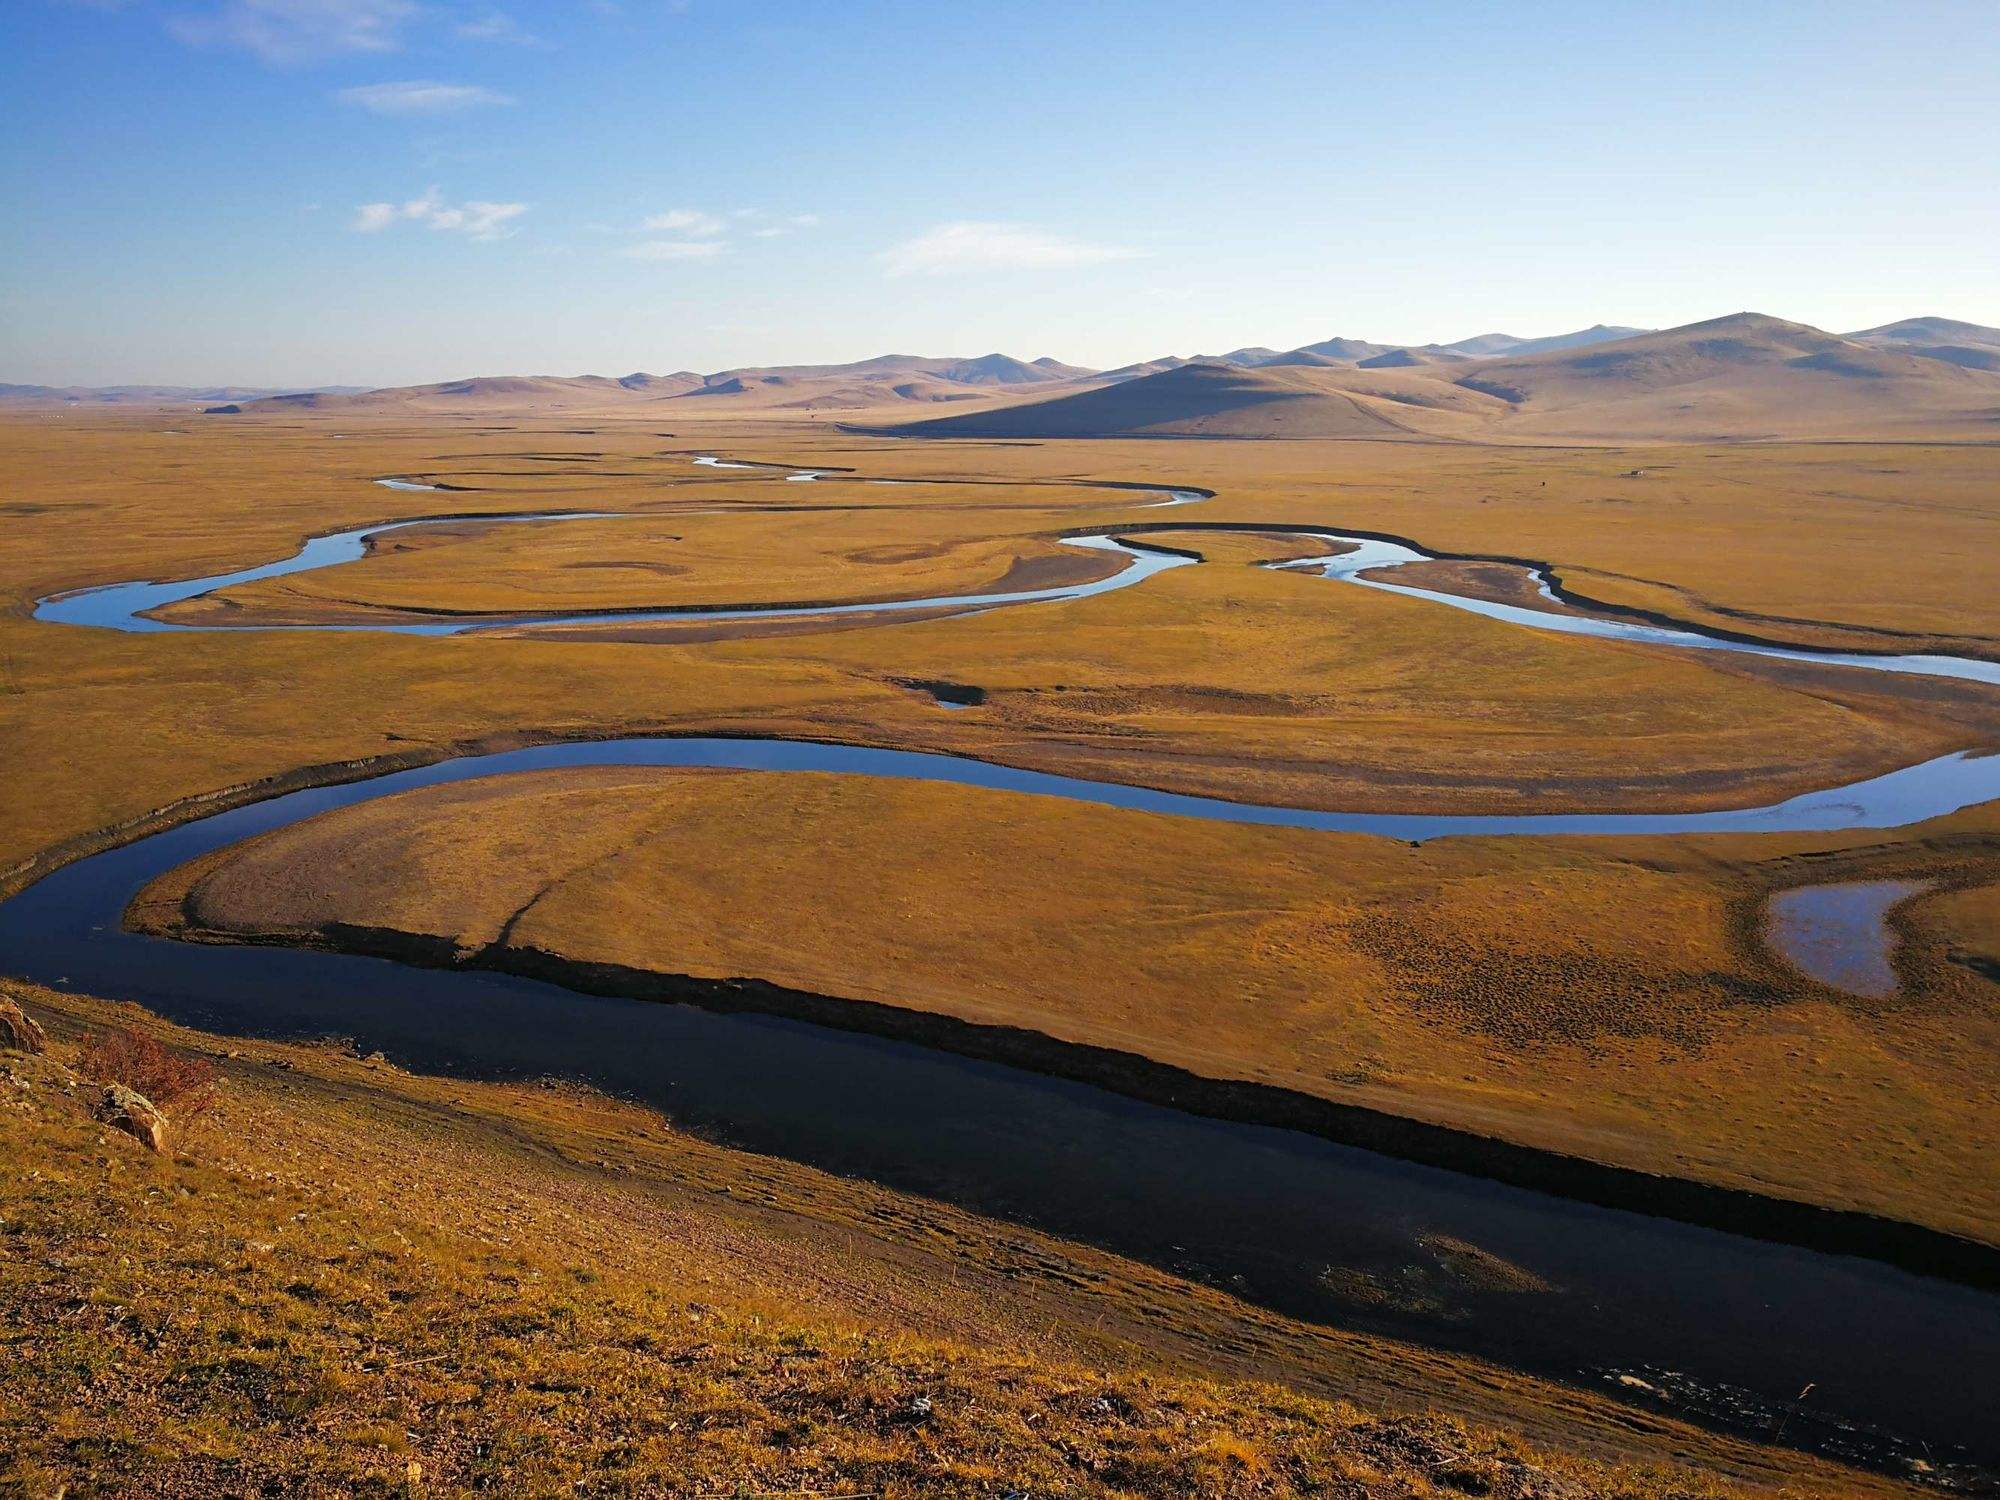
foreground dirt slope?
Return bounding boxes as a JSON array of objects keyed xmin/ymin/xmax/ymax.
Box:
[{"xmin": 2, "ymin": 984, "xmax": 1887, "ymax": 1499}]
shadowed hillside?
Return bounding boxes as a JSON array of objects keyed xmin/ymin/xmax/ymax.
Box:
[
  {"xmin": 1848, "ymin": 316, "xmax": 2000, "ymax": 371},
  {"xmin": 871, "ymin": 361, "xmax": 1508, "ymax": 439}
]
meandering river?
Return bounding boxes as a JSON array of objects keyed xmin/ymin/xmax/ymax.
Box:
[{"xmin": 11, "ymin": 461, "xmax": 2000, "ymax": 1479}]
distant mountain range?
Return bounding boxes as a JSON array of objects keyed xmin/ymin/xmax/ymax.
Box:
[
  {"xmin": 881, "ymin": 314, "xmax": 2000, "ymax": 442},
  {"xmin": 6, "ymin": 316, "xmax": 1996, "ymax": 440},
  {"xmin": 0, "ymin": 383, "xmax": 368, "ymax": 406}
]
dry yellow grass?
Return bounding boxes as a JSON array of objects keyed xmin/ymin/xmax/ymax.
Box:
[
  {"xmin": 6, "ymin": 412, "xmax": 1998, "ymax": 1231},
  {"xmin": 6, "ymin": 415, "xmax": 1996, "ymax": 879},
  {"xmin": 135, "ymin": 765, "xmax": 2000, "ymax": 1243},
  {"xmin": 4, "ymin": 409, "xmax": 1997, "ymax": 1493},
  {"xmin": 162, "ymin": 499, "xmax": 1126, "ymax": 623},
  {"xmin": 4, "ymin": 983, "xmax": 1884, "ymax": 1498}
]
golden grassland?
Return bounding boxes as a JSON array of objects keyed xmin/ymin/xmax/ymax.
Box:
[
  {"xmin": 5, "ymin": 410, "xmax": 1999, "ymax": 1492},
  {"xmin": 166, "ymin": 504, "xmax": 1125, "ymax": 622},
  {"xmin": 0, "ymin": 983, "xmax": 1914, "ymax": 1498},
  {"xmin": 3, "ymin": 412, "xmax": 1998, "ymax": 1235},
  {"xmin": 5, "ymin": 414, "xmax": 1998, "ymax": 871},
  {"xmin": 135, "ymin": 765, "xmax": 2000, "ymax": 1244}
]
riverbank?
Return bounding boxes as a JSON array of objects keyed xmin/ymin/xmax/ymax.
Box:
[{"xmin": 138, "ymin": 896, "xmax": 2000, "ymax": 1288}]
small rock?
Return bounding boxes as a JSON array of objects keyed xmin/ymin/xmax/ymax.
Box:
[
  {"xmin": 96, "ymin": 1084, "xmax": 169, "ymax": 1153},
  {"xmin": 0, "ymin": 996, "xmax": 47, "ymax": 1055}
]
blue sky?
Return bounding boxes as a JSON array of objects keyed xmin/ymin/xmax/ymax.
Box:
[{"xmin": 5, "ymin": 0, "xmax": 1998, "ymax": 386}]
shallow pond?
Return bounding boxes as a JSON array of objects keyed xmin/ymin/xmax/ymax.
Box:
[{"xmin": 1766, "ymin": 879, "xmax": 1930, "ymax": 997}]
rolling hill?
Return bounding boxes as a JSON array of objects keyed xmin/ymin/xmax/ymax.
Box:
[
  {"xmin": 214, "ymin": 352, "xmax": 1104, "ymax": 416},
  {"xmin": 1449, "ymin": 325, "xmax": 1651, "ymax": 359},
  {"xmin": 1292, "ymin": 335, "xmax": 1396, "ymax": 363},
  {"xmin": 219, "ymin": 375, "xmax": 686, "ymax": 414},
  {"xmin": 1357, "ymin": 346, "xmax": 1471, "ymax": 368},
  {"xmin": 869, "ymin": 360, "xmax": 1509, "ymax": 439},
  {"xmin": 1456, "ymin": 312, "xmax": 2000, "ymax": 438},
  {"xmin": 0, "ymin": 383, "xmax": 367, "ymax": 407},
  {"xmin": 883, "ymin": 314, "xmax": 2000, "ymax": 441},
  {"xmin": 1846, "ymin": 316, "xmax": 2000, "ymax": 371},
  {"xmin": 158, "ymin": 312, "xmax": 2000, "ymax": 428}
]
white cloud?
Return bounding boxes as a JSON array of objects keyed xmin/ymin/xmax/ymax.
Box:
[
  {"xmin": 621, "ymin": 240, "xmax": 726, "ymax": 261},
  {"xmin": 351, "ymin": 189, "xmax": 527, "ymax": 240},
  {"xmin": 335, "ymin": 80, "xmax": 514, "ymax": 114},
  {"xmin": 641, "ymin": 209, "xmax": 726, "ymax": 237},
  {"xmin": 880, "ymin": 220, "xmax": 1142, "ymax": 277},
  {"xmin": 455, "ymin": 11, "xmax": 538, "ymax": 44},
  {"xmin": 167, "ymin": 0, "xmax": 416, "ymax": 65},
  {"xmin": 743, "ymin": 211, "xmax": 821, "ymax": 240},
  {"xmin": 619, "ymin": 210, "xmax": 811, "ymax": 259}
]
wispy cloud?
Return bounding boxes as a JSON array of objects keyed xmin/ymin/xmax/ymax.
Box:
[
  {"xmin": 167, "ymin": 0, "xmax": 416, "ymax": 65},
  {"xmin": 335, "ymin": 80, "xmax": 514, "ymax": 114},
  {"xmin": 455, "ymin": 10, "xmax": 539, "ymax": 44},
  {"xmin": 880, "ymin": 221, "xmax": 1142, "ymax": 277},
  {"xmin": 749, "ymin": 213, "xmax": 821, "ymax": 239},
  {"xmin": 641, "ymin": 209, "xmax": 727, "ymax": 237},
  {"xmin": 621, "ymin": 239, "xmax": 726, "ymax": 262},
  {"xmin": 352, "ymin": 189, "xmax": 526, "ymax": 240},
  {"xmin": 617, "ymin": 209, "xmax": 814, "ymax": 263}
]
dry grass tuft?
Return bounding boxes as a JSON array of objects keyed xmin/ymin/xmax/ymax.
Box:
[{"xmin": 76, "ymin": 1026, "xmax": 217, "ymax": 1115}]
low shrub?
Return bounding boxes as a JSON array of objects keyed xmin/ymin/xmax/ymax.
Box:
[{"xmin": 76, "ymin": 1027, "xmax": 217, "ymax": 1115}]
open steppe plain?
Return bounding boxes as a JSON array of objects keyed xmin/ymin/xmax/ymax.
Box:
[{"xmin": 4, "ymin": 406, "xmax": 1999, "ymax": 1492}]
